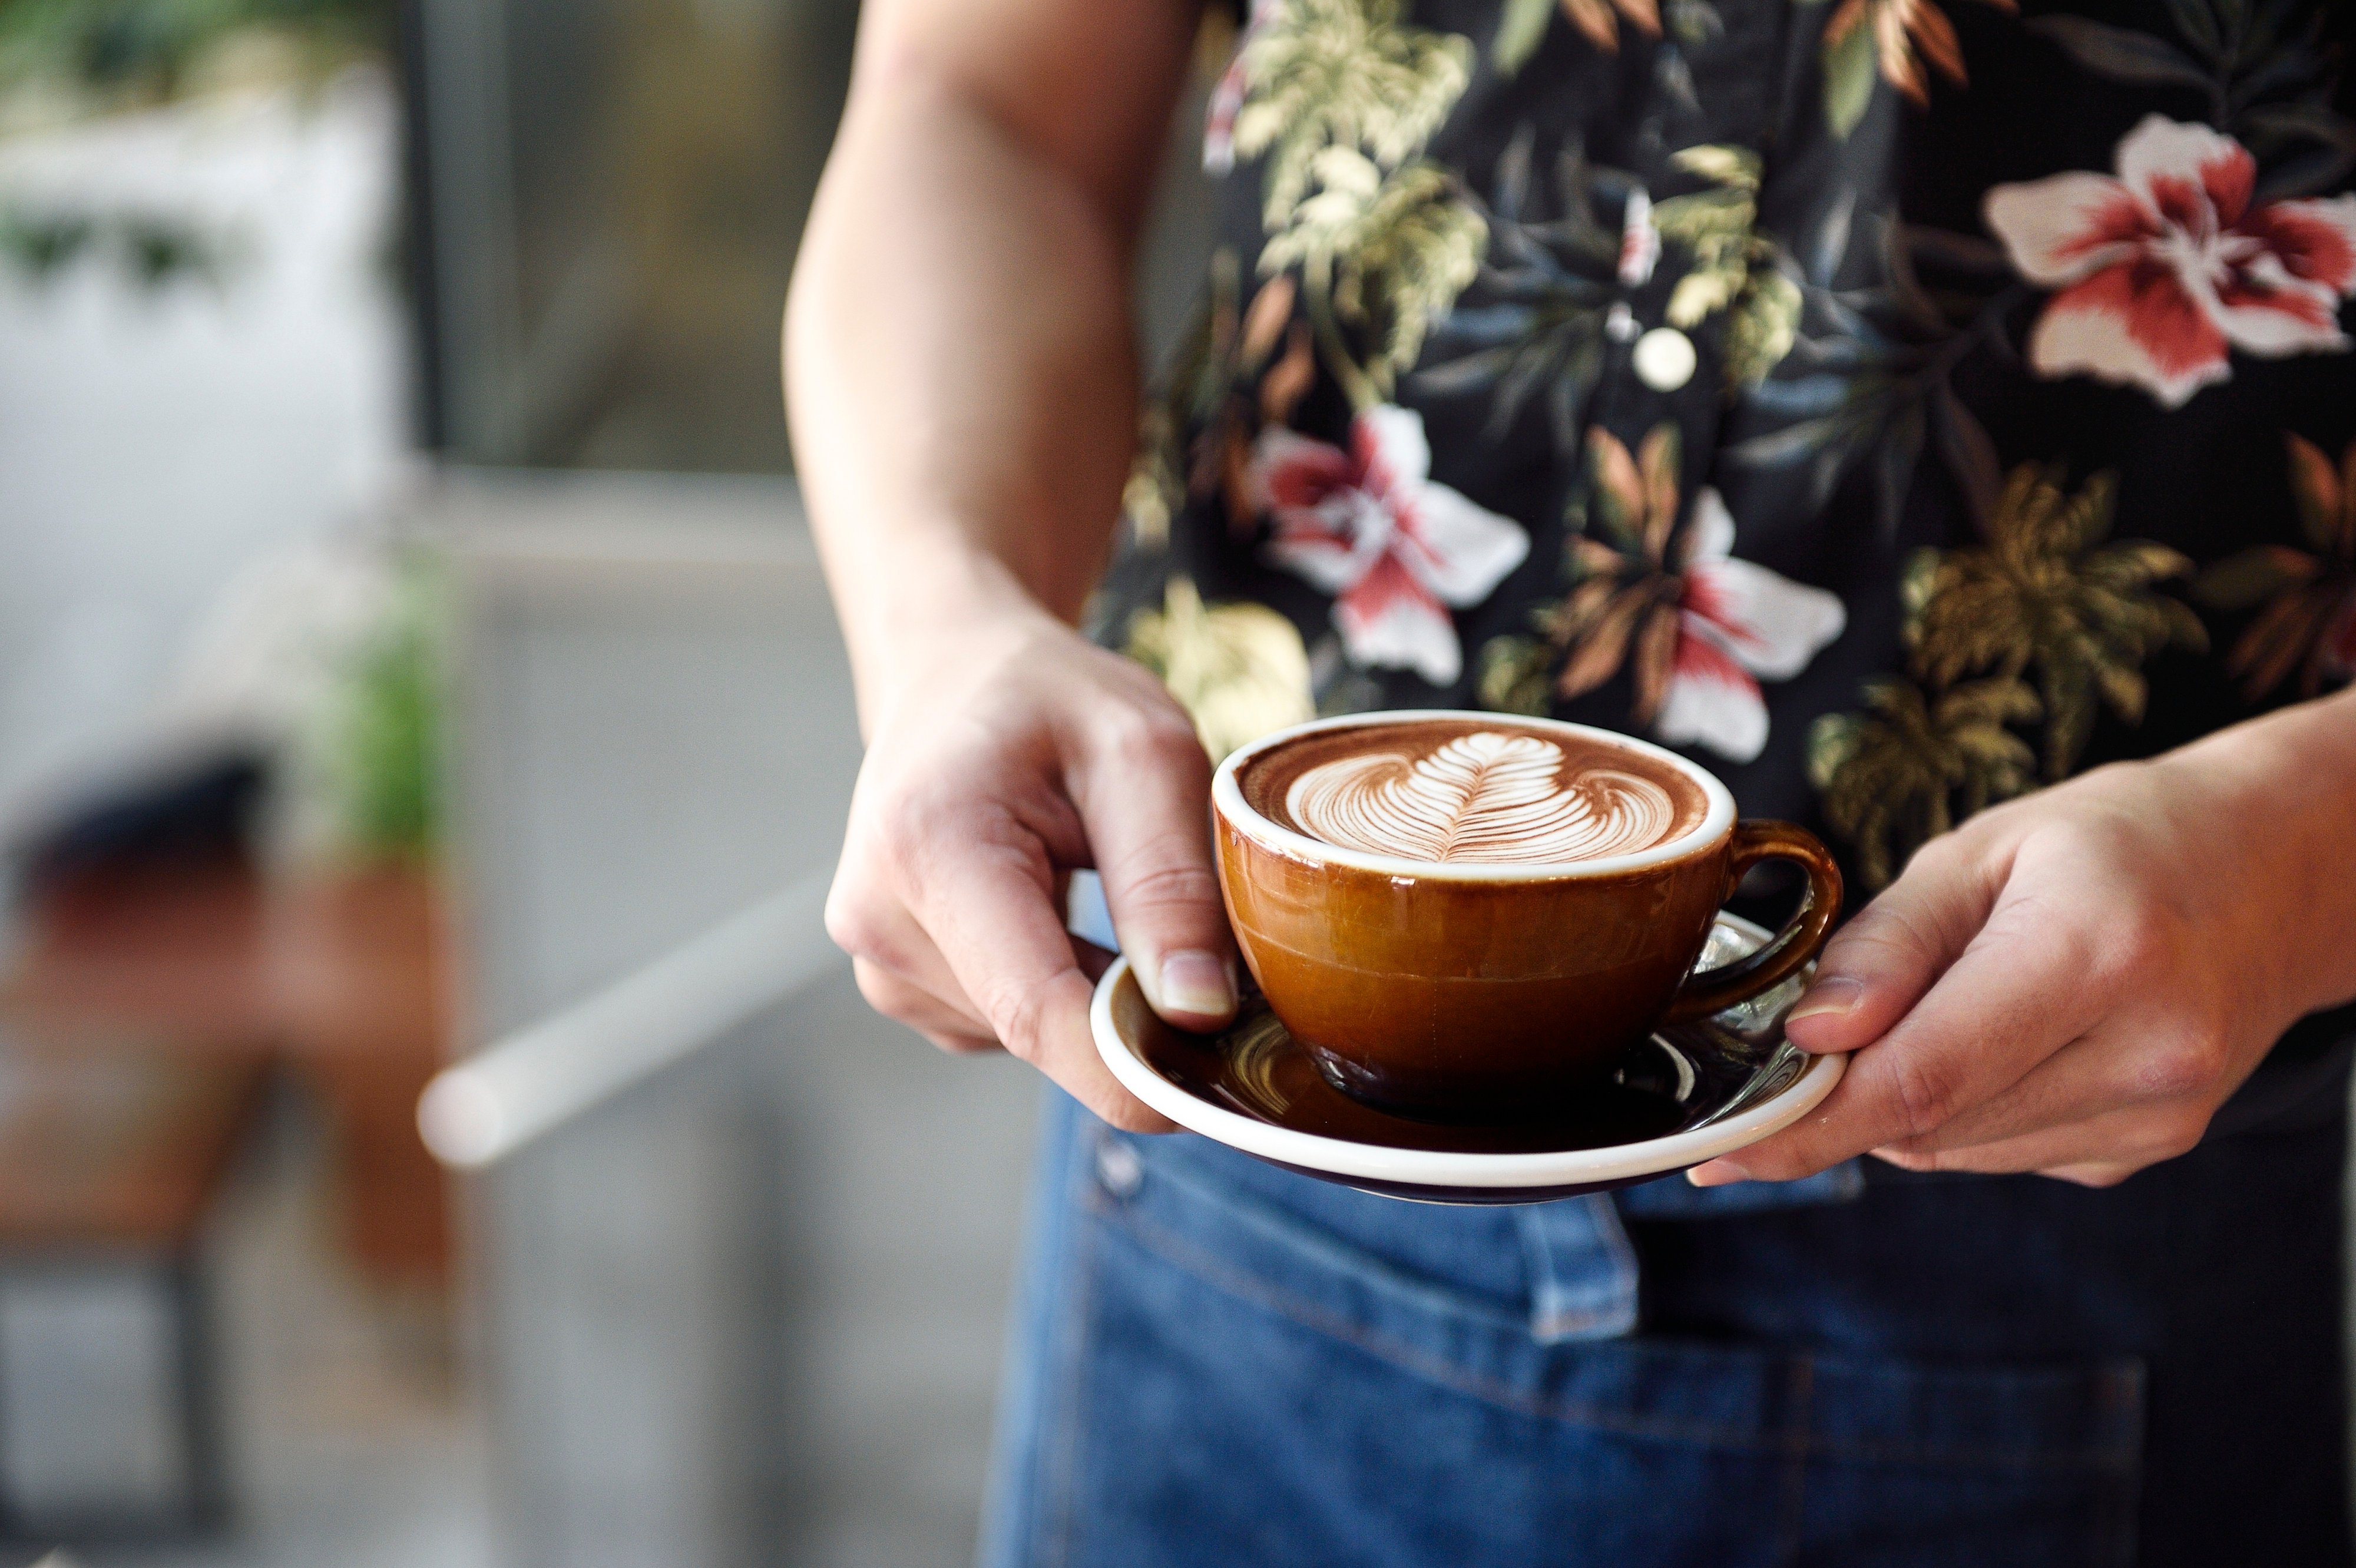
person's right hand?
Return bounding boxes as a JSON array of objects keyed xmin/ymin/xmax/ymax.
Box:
[{"xmin": 825, "ymin": 604, "xmax": 1239, "ymax": 1130}]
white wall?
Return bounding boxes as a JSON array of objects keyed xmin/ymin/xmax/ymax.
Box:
[{"xmin": 0, "ymin": 72, "xmax": 409, "ymax": 812}]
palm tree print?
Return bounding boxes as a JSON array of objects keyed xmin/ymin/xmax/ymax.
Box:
[
  {"xmin": 1811, "ymin": 462, "xmax": 2205, "ymax": 886},
  {"xmin": 1906, "ymin": 464, "xmax": 2206, "ymax": 780},
  {"xmin": 1260, "ymin": 150, "xmax": 1487, "ymax": 403},
  {"xmin": 2196, "ymin": 434, "xmax": 2356, "ymax": 701},
  {"xmin": 1230, "ymin": 0, "xmax": 1472, "ymax": 229},
  {"xmin": 1650, "ymin": 146, "xmax": 1803, "ymax": 392},
  {"xmin": 1808, "ymin": 675, "xmax": 2040, "ymax": 890},
  {"xmin": 1230, "ymin": 0, "xmax": 1486, "ymax": 410}
]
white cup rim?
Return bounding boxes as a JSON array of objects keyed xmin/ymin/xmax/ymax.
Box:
[{"xmin": 1210, "ymin": 710, "xmax": 1739, "ymax": 882}]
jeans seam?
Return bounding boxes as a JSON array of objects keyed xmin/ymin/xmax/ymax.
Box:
[{"xmin": 1098, "ymin": 1186, "xmax": 2137, "ymax": 1471}]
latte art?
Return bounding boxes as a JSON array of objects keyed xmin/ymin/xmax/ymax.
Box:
[{"xmin": 1283, "ymin": 731, "xmax": 1686, "ymax": 864}]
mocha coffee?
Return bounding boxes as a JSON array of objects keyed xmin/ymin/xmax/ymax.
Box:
[{"xmin": 1237, "ymin": 717, "xmax": 1710, "ymax": 866}]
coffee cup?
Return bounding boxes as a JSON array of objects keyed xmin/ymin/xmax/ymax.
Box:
[{"xmin": 1210, "ymin": 711, "xmax": 1842, "ymax": 1120}]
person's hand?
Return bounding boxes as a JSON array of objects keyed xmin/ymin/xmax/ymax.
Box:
[
  {"xmin": 825, "ymin": 604, "xmax": 1237, "ymax": 1131},
  {"xmin": 1692, "ymin": 703, "xmax": 2356, "ymax": 1189}
]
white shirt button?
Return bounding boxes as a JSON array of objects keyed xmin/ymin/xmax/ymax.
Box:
[{"xmin": 1633, "ymin": 326, "xmax": 1698, "ymax": 392}]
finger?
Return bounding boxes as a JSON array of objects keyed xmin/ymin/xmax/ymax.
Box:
[
  {"xmin": 853, "ymin": 957, "xmax": 1004, "ymax": 1054},
  {"xmin": 1779, "ymin": 835, "xmax": 2004, "ymax": 1056},
  {"xmin": 1068, "ymin": 710, "xmax": 1239, "ymax": 1031},
  {"xmin": 1868, "ymin": 1096, "xmax": 2205, "ymax": 1185},
  {"xmin": 913, "ymin": 805, "xmax": 1177, "ymax": 1133},
  {"xmin": 1885, "ymin": 1013, "xmax": 2233, "ymax": 1155},
  {"xmin": 827, "ymin": 874, "xmax": 995, "ymax": 1034},
  {"xmin": 1692, "ymin": 881, "xmax": 2114, "ymax": 1185},
  {"xmin": 2039, "ymin": 1163, "xmax": 2143, "ymax": 1189}
]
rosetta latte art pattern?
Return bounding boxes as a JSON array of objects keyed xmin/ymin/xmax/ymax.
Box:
[{"xmin": 1283, "ymin": 731, "xmax": 1683, "ymax": 863}]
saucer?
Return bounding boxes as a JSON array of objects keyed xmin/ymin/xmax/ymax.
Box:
[{"xmin": 1090, "ymin": 913, "xmax": 1845, "ymax": 1205}]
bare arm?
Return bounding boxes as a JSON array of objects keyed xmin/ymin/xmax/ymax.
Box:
[
  {"xmin": 789, "ymin": 0, "xmax": 1197, "ymax": 714},
  {"xmin": 788, "ymin": 0, "xmax": 1227, "ymax": 1128}
]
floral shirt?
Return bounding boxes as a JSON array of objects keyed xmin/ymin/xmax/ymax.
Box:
[{"xmin": 1096, "ymin": 0, "xmax": 2356, "ymax": 1092}]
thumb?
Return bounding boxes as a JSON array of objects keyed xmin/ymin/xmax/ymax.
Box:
[
  {"xmin": 1780, "ymin": 833, "xmax": 2002, "ymax": 1054},
  {"xmin": 1074, "ymin": 716, "xmax": 1240, "ymax": 1031}
]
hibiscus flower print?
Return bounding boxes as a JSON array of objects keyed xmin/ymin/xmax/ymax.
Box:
[
  {"xmin": 1253, "ymin": 405, "xmax": 1529, "ymax": 686},
  {"xmin": 1655, "ymin": 488, "xmax": 1850, "ymax": 762},
  {"xmin": 1480, "ymin": 425, "xmax": 1846, "ymax": 763},
  {"xmin": 1984, "ymin": 115, "xmax": 2356, "ymax": 408}
]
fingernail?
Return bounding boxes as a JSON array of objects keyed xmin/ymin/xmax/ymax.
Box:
[
  {"xmin": 1687, "ymin": 1159, "xmax": 1751, "ymax": 1188},
  {"xmin": 1157, "ymin": 950, "xmax": 1236, "ymax": 1018},
  {"xmin": 1786, "ymin": 975, "xmax": 1864, "ymax": 1024}
]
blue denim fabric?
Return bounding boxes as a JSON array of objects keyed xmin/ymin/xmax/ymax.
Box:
[{"xmin": 981, "ymin": 1087, "xmax": 2348, "ymax": 1568}]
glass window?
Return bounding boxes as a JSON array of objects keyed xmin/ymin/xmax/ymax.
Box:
[{"xmin": 413, "ymin": 0, "xmax": 856, "ymax": 472}]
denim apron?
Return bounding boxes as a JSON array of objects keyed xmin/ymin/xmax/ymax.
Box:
[{"xmin": 979, "ymin": 1061, "xmax": 2348, "ymax": 1567}]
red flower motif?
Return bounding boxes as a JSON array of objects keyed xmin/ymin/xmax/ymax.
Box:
[
  {"xmin": 1985, "ymin": 116, "xmax": 2356, "ymax": 407},
  {"xmin": 1253, "ymin": 406, "xmax": 1528, "ymax": 686},
  {"xmin": 1202, "ymin": 0, "xmax": 1277, "ymax": 176}
]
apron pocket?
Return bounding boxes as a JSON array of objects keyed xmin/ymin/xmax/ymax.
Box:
[{"xmin": 1031, "ymin": 1121, "xmax": 2144, "ymax": 1568}]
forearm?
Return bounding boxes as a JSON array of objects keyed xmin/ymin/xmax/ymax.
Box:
[
  {"xmin": 786, "ymin": 18, "xmax": 1187, "ymax": 730},
  {"xmin": 2149, "ymin": 684, "xmax": 2356, "ymax": 1023}
]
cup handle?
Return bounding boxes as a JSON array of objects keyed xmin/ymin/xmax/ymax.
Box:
[{"xmin": 1660, "ymin": 820, "xmax": 1845, "ymax": 1025}]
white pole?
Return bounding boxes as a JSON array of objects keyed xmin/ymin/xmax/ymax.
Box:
[{"xmin": 418, "ymin": 871, "xmax": 843, "ymax": 1169}]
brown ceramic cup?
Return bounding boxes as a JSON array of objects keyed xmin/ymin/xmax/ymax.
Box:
[{"xmin": 1210, "ymin": 712, "xmax": 1843, "ymax": 1120}]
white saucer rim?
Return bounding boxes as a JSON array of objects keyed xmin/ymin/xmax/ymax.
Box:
[{"xmin": 1090, "ymin": 955, "xmax": 1845, "ymax": 1189}]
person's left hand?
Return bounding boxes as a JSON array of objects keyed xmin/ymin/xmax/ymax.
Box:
[{"xmin": 1690, "ymin": 701, "xmax": 2356, "ymax": 1189}]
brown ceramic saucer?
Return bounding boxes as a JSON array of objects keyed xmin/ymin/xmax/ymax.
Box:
[{"xmin": 1090, "ymin": 914, "xmax": 1847, "ymax": 1205}]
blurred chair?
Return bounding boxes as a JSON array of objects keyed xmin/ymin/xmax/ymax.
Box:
[
  {"xmin": 0, "ymin": 1047, "xmax": 260, "ymax": 1538},
  {"xmin": 1, "ymin": 851, "xmax": 457, "ymax": 1289}
]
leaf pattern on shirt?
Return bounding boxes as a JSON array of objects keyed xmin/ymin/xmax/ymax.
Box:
[
  {"xmin": 1493, "ymin": 0, "xmax": 1661, "ymax": 71},
  {"xmin": 1126, "ymin": 253, "xmax": 1313, "ymax": 551},
  {"xmin": 1809, "ymin": 676, "xmax": 2040, "ymax": 889},
  {"xmin": 2196, "ymin": 434, "xmax": 2356, "ymax": 700},
  {"xmin": 1804, "ymin": 0, "xmax": 2017, "ymax": 140},
  {"xmin": 1125, "ymin": 576, "xmax": 1316, "ymax": 759},
  {"xmin": 1260, "ymin": 150, "xmax": 1487, "ymax": 402},
  {"xmin": 1907, "ymin": 465, "xmax": 2208, "ymax": 780},
  {"xmin": 1479, "ymin": 424, "xmax": 1845, "ymax": 761},
  {"xmin": 1107, "ymin": 0, "xmax": 2356, "ymax": 906},
  {"xmin": 1232, "ymin": 0, "xmax": 1472, "ymax": 227},
  {"xmin": 1725, "ymin": 216, "xmax": 2019, "ymax": 535},
  {"xmin": 1230, "ymin": 0, "xmax": 1487, "ymax": 409},
  {"xmin": 2024, "ymin": 0, "xmax": 2356, "ymax": 196},
  {"xmin": 1412, "ymin": 134, "xmax": 1629, "ymax": 447},
  {"xmin": 1810, "ymin": 463, "xmax": 2205, "ymax": 885},
  {"xmin": 1650, "ymin": 146, "xmax": 1804, "ymax": 391}
]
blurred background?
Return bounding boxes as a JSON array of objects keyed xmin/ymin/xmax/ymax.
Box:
[{"xmin": 0, "ymin": 2, "xmax": 1209, "ymax": 1564}]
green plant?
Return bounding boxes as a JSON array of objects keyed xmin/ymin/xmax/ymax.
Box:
[
  {"xmin": 332, "ymin": 559, "xmax": 444, "ymax": 861},
  {"xmin": 0, "ymin": 0, "xmax": 391, "ymax": 100}
]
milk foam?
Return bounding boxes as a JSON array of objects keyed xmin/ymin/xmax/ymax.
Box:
[{"xmin": 1282, "ymin": 730, "xmax": 1684, "ymax": 864}]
